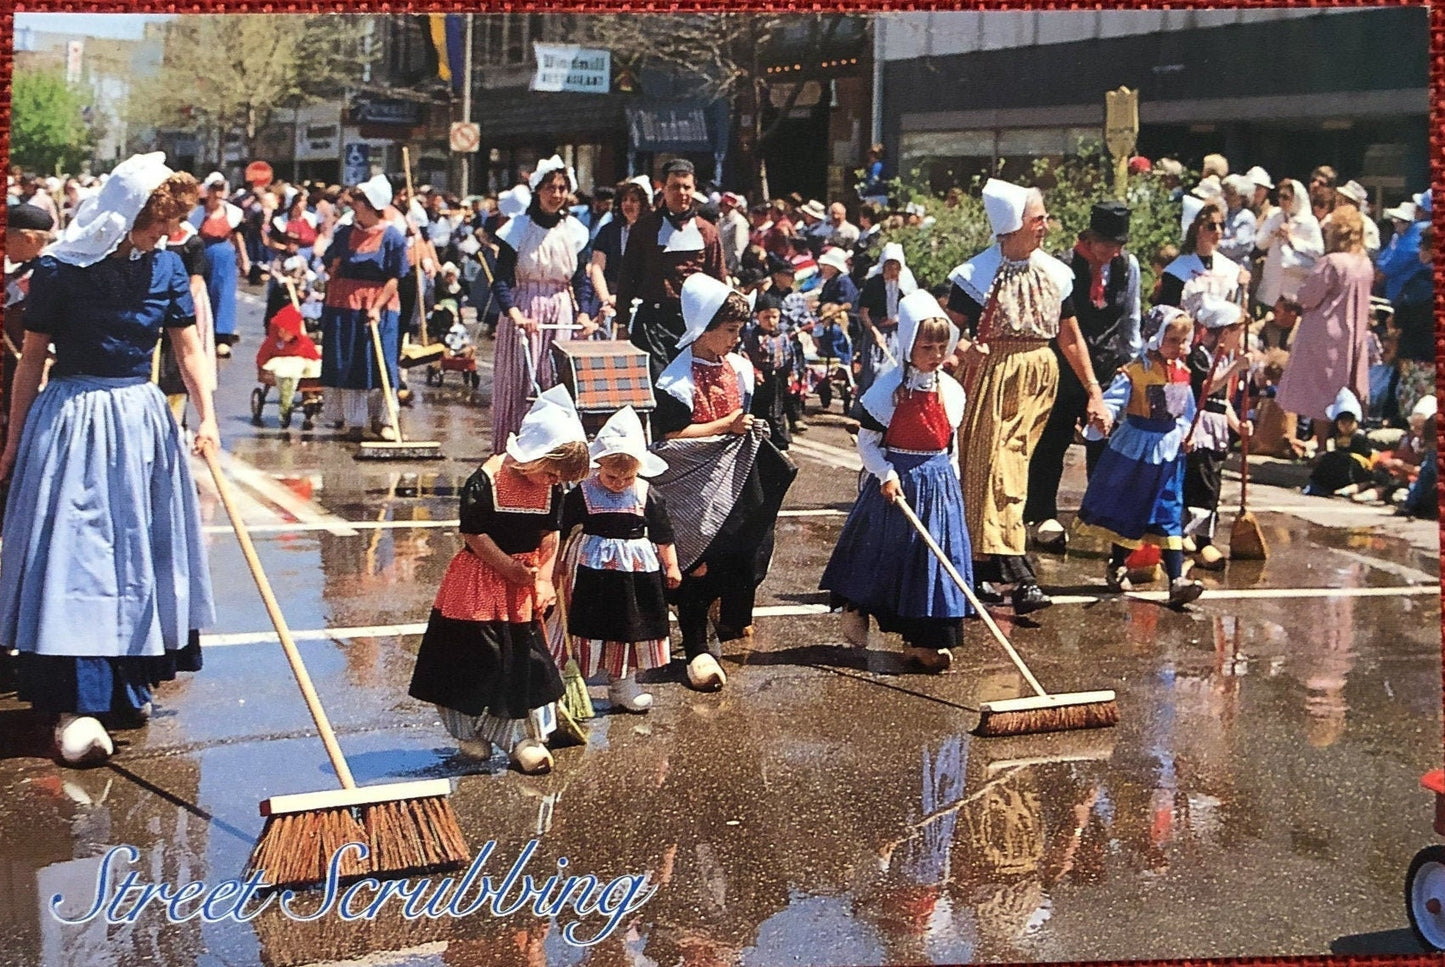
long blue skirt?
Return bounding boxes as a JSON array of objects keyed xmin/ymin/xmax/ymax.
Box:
[
  {"xmin": 203, "ymin": 237, "xmax": 238, "ymax": 338},
  {"xmin": 0, "ymin": 377, "xmax": 213, "ymax": 715},
  {"xmin": 320, "ymin": 306, "xmax": 400, "ymax": 392},
  {"xmin": 821, "ymin": 450, "xmax": 973, "ymax": 631},
  {"xmin": 1076, "ymin": 416, "xmax": 1186, "ymax": 548}
]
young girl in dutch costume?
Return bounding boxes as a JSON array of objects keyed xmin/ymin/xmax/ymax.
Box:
[
  {"xmin": 648, "ymin": 274, "xmax": 796, "ymax": 691},
  {"xmin": 1180, "ymin": 294, "xmax": 1253, "ymax": 569},
  {"xmin": 1074, "ymin": 306, "xmax": 1205, "ymax": 609},
  {"xmin": 820, "ymin": 291, "xmax": 973, "ymax": 671},
  {"xmin": 557, "ymin": 405, "xmax": 682, "ymax": 713},
  {"xmin": 408, "ymin": 385, "xmax": 590, "ymax": 774}
]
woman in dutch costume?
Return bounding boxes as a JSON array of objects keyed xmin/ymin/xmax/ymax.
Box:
[
  {"xmin": 820, "ymin": 290, "xmax": 973, "ymax": 671},
  {"xmin": 319, "ymin": 173, "xmax": 410, "ymax": 441},
  {"xmin": 855, "ymin": 241, "xmax": 917, "ymax": 395},
  {"xmin": 1075, "ymin": 305, "xmax": 1205, "ymax": 609},
  {"xmin": 648, "ymin": 274, "xmax": 796, "ymax": 691},
  {"xmin": 189, "ymin": 171, "xmax": 249, "ymax": 356},
  {"xmin": 490, "ymin": 156, "xmax": 595, "ymax": 452},
  {"xmin": 0, "ymin": 153, "xmax": 217, "ymax": 765},
  {"xmin": 944, "ymin": 179, "xmax": 1110, "ymax": 616},
  {"xmin": 408, "ymin": 386, "xmax": 590, "ymax": 774}
]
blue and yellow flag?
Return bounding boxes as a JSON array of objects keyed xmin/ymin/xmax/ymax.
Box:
[{"xmin": 428, "ymin": 14, "xmax": 466, "ymax": 94}]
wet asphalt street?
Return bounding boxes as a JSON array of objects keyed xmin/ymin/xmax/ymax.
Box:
[{"xmin": 0, "ymin": 284, "xmax": 1439, "ymax": 966}]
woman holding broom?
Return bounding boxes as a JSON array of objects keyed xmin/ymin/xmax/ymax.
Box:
[
  {"xmin": 319, "ymin": 174, "xmax": 410, "ymax": 442},
  {"xmin": 0, "ymin": 153, "xmax": 216, "ymax": 766},
  {"xmin": 489, "ymin": 156, "xmax": 595, "ymax": 452}
]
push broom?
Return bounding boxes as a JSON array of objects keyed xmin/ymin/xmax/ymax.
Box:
[
  {"xmin": 397, "ymin": 146, "xmax": 445, "ymax": 372},
  {"xmin": 355, "ymin": 317, "xmax": 444, "ymax": 460},
  {"xmin": 893, "ymin": 495, "xmax": 1118, "ymax": 737},
  {"xmin": 1229, "ymin": 381, "xmax": 1268, "ymax": 559},
  {"xmin": 201, "ymin": 449, "xmax": 469, "ymax": 888}
]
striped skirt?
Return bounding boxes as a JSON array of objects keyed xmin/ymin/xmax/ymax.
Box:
[
  {"xmin": 490, "ymin": 278, "xmax": 574, "ymax": 453},
  {"xmin": 960, "ymin": 342, "xmax": 1058, "ymax": 558}
]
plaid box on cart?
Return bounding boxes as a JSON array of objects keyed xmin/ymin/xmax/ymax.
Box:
[{"xmin": 550, "ymin": 340, "xmax": 656, "ymax": 414}]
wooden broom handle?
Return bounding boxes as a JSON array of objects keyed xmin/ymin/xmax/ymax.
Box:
[
  {"xmin": 282, "ymin": 277, "xmax": 302, "ymax": 311},
  {"xmin": 894, "ymin": 495, "xmax": 1048, "ymax": 698},
  {"xmin": 1183, "ymin": 341, "xmax": 1228, "ymax": 450},
  {"xmin": 402, "ymin": 146, "xmax": 432, "ymax": 348},
  {"xmin": 1239, "ymin": 379, "xmax": 1250, "ymax": 510},
  {"xmin": 368, "ymin": 317, "xmax": 406, "ymax": 440},
  {"xmin": 202, "ymin": 448, "xmax": 356, "ymax": 789}
]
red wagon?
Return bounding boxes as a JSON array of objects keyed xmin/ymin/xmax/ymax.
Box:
[{"xmin": 1405, "ymin": 768, "xmax": 1445, "ymax": 950}]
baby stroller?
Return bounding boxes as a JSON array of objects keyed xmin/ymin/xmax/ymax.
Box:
[
  {"xmin": 424, "ymin": 304, "xmax": 481, "ymax": 389},
  {"xmin": 1405, "ymin": 768, "xmax": 1445, "ymax": 950},
  {"xmin": 250, "ymin": 303, "xmax": 323, "ymax": 430}
]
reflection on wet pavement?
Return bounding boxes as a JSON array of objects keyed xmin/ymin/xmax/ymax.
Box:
[{"xmin": 0, "ymin": 292, "xmax": 1438, "ymax": 966}]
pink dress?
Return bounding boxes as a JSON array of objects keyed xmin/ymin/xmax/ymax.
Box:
[{"xmin": 1275, "ymin": 251, "xmax": 1374, "ymax": 422}]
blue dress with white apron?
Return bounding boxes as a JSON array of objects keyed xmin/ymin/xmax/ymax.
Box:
[{"xmin": 0, "ymin": 251, "xmax": 215, "ymax": 716}]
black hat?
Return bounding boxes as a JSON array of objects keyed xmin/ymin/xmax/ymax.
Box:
[
  {"xmin": 766, "ymin": 254, "xmax": 795, "ymax": 276},
  {"xmin": 7, "ymin": 203, "xmax": 55, "ymax": 231},
  {"xmin": 1087, "ymin": 201, "xmax": 1130, "ymax": 243},
  {"xmin": 754, "ymin": 289, "xmax": 784, "ymax": 313}
]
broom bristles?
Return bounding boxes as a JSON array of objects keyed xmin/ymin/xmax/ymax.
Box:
[
  {"xmin": 974, "ymin": 699, "xmax": 1120, "ymax": 737},
  {"xmin": 247, "ymin": 795, "xmax": 469, "ymax": 890},
  {"xmin": 355, "ymin": 441, "xmax": 445, "ymax": 462},
  {"xmin": 562, "ymin": 658, "xmax": 595, "ymax": 720},
  {"xmin": 1230, "ymin": 512, "xmax": 1268, "ymax": 560}
]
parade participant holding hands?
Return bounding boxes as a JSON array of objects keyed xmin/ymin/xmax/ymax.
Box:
[
  {"xmin": 649, "ymin": 274, "xmax": 796, "ymax": 691},
  {"xmin": 558, "ymin": 406, "xmax": 682, "ymax": 714},
  {"xmin": 1, "ymin": 153, "xmax": 216, "ymax": 765},
  {"xmin": 1075, "ymin": 306, "xmax": 1204, "ymax": 608},
  {"xmin": 490, "ymin": 156, "xmax": 594, "ymax": 450},
  {"xmin": 820, "ymin": 290, "xmax": 972, "ymax": 671},
  {"xmin": 409, "ymin": 386, "xmax": 590, "ymax": 774},
  {"xmin": 945, "ymin": 178, "xmax": 1109, "ymax": 616},
  {"xmin": 1181, "ymin": 295, "xmax": 1252, "ymax": 569},
  {"xmin": 319, "ymin": 173, "xmax": 410, "ymax": 441}
]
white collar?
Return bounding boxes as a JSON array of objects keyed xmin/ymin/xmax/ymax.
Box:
[
  {"xmin": 656, "ymin": 346, "xmax": 754, "ymax": 409},
  {"xmin": 948, "ymin": 245, "xmax": 1073, "ymax": 305},
  {"xmin": 494, "ymin": 213, "xmax": 589, "ymax": 255},
  {"xmin": 858, "ymin": 366, "xmax": 966, "ymax": 430}
]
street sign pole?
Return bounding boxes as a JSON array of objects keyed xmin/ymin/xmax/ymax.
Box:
[
  {"xmin": 1104, "ymin": 86, "xmax": 1139, "ymax": 201},
  {"xmin": 459, "ymin": 14, "xmax": 474, "ymax": 196}
]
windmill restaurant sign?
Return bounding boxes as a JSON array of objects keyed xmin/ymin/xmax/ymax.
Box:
[{"xmin": 531, "ymin": 44, "xmax": 611, "ymax": 94}]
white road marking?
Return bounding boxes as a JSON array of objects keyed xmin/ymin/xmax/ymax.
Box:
[
  {"xmin": 201, "ymin": 507, "xmax": 850, "ymax": 534},
  {"xmin": 199, "ymin": 584, "xmax": 1437, "ymax": 648},
  {"xmin": 787, "ymin": 437, "xmax": 862, "ymax": 471}
]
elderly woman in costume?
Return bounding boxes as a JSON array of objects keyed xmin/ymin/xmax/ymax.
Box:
[
  {"xmin": 189, "ymin": 171, "xmax": 250, "ymax": 356},
  {"xmin": 1254, "ymin": 178, "xmax": 1323, "ymax": 309},
  {"xmin": 856, "ymin": 241, "xmax": 917, "ymax": 394},
  {"xmin": 490, "ymin": 156, "xmax": 595, "ymax": 451},
  {"xmin": 319, "ymin": 173, "xmax": 410, "ymax": 441},
  {"xmin": 0, "ymin": 153, "xmax": 217, "ymax": 765},
  {"xmin": 944, "ymin": 179, "xmax": 1109, "ymax": 615}
]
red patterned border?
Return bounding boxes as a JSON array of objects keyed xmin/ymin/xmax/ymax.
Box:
[{"xmin": 1, "ymin": 4, "xmax": 1440, "ymax": 967}]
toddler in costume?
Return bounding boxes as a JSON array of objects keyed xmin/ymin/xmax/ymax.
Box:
[
  {"xmin": 1075, "ymin": 305, "xmax": 1205, "ymax": 609},
  {"xmin": 820, "ymin": 290, "xmax": 973, "ymax": 671},
  {"xmin": 557, "ymin": 406, "xmax": 682, "ymax": 713},
  {"xmin": 408, "ymin": 385, "xmax": 590, "ymax": 774},
  {"xmin": 1182, "ymin": 294, "xmax": 1253, "ymax": 568},
  {"xmin": 648, "ymin": 273, "xmax": 797, "ymax": 691},
  {"xmin": 254, "ymin": 303, "xmax": 322, "ymax": 429}
]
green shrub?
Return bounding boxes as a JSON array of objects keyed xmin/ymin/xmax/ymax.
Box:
[{"xmin": 878, "ymin": 150, "xmax": 1195, "ymax": 299}]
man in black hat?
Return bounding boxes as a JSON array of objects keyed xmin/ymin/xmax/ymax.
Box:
[
  {"xmin": 1024, "ymin": 200, "xmax": 1142, "ymax": 550},
  {"xmin": 4, "ymin": 203, "xmax": 56, "ymax": 511},
  {"xmin": 616, "ymin": 159, "xmax": 727, "ymax": 381}
]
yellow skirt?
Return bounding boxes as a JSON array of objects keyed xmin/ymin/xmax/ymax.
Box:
[{"xmin": 961, "ymin": 343, "xmax": 1058, "ymax": 557}]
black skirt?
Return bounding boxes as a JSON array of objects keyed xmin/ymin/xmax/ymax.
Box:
[
  {"xmin": 568, "ymin": 567, "xmax": 670, "ymax": 642},
  {"xmin": 408, "ymin": 612, "xmax": 564, "ymax": 719}
]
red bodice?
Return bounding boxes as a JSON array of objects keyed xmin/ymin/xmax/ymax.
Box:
[
  {"xmin": 690, "ymin": 358, "xmax": 742, "ymax": 424},
  {"xmin": 883, "ymin": 389, "xmax": 953, "ymax": 451}
]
